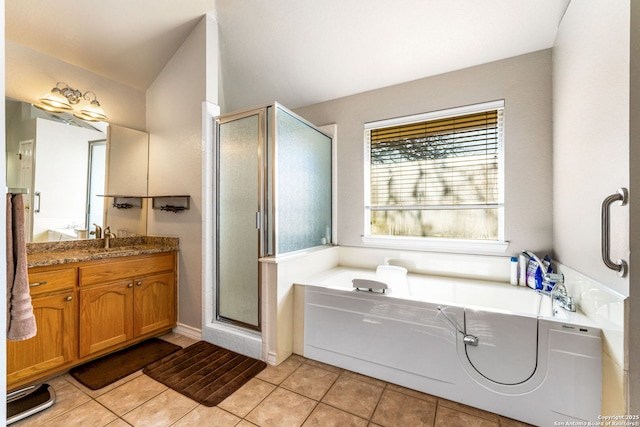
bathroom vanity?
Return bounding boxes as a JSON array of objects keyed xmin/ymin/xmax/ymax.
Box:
[{"xmin": 6, "ymin": 237, "xmax": 179, "ymax": 390}]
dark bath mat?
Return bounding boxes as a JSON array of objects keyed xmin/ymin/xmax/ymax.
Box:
[
  {"xmin": 70, "ymin": 338, "xmax": 181, "ymax": 390},
  {"xmin": 143, "ymin": 341, "xmax": 267, "ymax": 407}
]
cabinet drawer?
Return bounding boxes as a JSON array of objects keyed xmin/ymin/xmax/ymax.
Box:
[
  {"xmin": 28, "ymin": 267, "xmax": 76, "ymax": 296},
  {"xmin": 79, "ymin": 252, "xmax": 176, "ymax": 287}
]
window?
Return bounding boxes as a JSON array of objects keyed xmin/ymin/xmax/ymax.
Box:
[{"xmin": 364, "ymin": 101, "xmax": 504, "ymax": 243}]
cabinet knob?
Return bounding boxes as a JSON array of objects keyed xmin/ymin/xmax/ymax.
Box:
[
  {"xmin": 136, "ymin": 281, "xmax": 142, "ymax": 286},
  {"xmin": 66, "ymin": 296, "xmax": 73, "ymax": 301},
  {"xmin": 128, "ymin": 283, "xmax": 134, "ymax": 288}
]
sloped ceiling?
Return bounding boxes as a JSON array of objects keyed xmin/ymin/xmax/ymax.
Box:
[{"xmin": 6, "ymin": 0, "xmax": 570, "ymax": 111}]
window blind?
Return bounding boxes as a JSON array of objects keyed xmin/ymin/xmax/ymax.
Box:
[{"xmin": 368, "ymin": 109, "xmax": 502, "ymax": 209}]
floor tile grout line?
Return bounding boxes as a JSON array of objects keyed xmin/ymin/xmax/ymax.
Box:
[
  {"xmin": 102, "ymin": 379, "xmax": 169, "ymax": 419},
  {"xmin": 91, "ymin": 397, "xmax": 124, "ymax": 426},
  {"xmin": 305, "ymin": 371, "xmax": 386, "ymax": 423},
  {"xmin": 19, "ymin": 333, "xmax": 527, "ymax": 427},
  {"xmin": 239, "ymin": 378, "xmax": 284, "ymax": 424},
  {"xmin": 297, "ymin": 399, "xmax": 321, "ymax": 427},
  {"xmin": 367, "ymin": 382, "xmax": 389, "ymax": 424},
  {"xmin": 38, "ymin": 380, "xmax": 95, "ymax": 424}
]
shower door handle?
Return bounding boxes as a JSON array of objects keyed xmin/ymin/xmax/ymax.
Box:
[
  {"xmin": 256, "ymin": 211, "xmax": 268, "ymax": 257},
  {"xmin": 601, "ymin": 187, "xmax": 628, "ymax": 277}
]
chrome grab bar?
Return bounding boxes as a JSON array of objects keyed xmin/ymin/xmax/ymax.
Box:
[{"xmin": 601, "ymin": 187, "xmax": 628, "ymax": 277}]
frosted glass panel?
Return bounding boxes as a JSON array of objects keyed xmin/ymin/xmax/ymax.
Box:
[
  {"xmin": 217, "ymin": 114, "xmax": 260, "ymax": 328},
  {"xmin": 275, "ymin": 107, "xmax": 332, "ymax": 254}
]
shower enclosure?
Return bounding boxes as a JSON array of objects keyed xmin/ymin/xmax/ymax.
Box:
[{"xmin": 215, "ymin": 103, "xmax": 332, "ymax": 331}]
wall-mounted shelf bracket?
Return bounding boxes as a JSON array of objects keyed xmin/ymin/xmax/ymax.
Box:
[
  {"xmin": 151, "ymin": 195, "xmax": 190, "ymax": 213},
  {"xmin": 99, "ymin": 194, "xmax": 190, "ymax": 212},
  {"xmin": 98, "ymin": 195, "xmax": 144, "ymax": 209},
  {"xmin": 112, "ymin": 196, "xmax": 143, "ymax": 209}
]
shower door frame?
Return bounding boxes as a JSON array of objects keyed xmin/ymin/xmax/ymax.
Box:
[{"xmin": 214, "ymin": 108, "xmax": 267, "ymax": 332}]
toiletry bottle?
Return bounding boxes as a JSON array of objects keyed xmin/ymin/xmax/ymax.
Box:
[
  {"xmin": 519, "ymin": 252, "xmax": 530, "ymax": 286},
  {"xmin": 510, "ymin": 257, "xmax": 518, "ymax": 285}
]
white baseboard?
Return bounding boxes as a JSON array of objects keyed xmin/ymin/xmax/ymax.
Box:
[
  {"xmin": 173, "ymin": 323, "xmax": 202, "ymax": 340},
  {"xmin": 266, "ymin": 351, "xmax": 278, "ymax": 366}
]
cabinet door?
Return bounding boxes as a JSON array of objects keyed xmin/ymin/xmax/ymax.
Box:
[
  {"xmin": 133, "ymin": 271, "xmax": 176, "ymax": 337},
  {"xmin": 7, "ymin": 291, "xmax": 77, "ymax": 386},
  {"xmin": 79, "ymin": 280, "xmax": 134, "ymax": 357}
]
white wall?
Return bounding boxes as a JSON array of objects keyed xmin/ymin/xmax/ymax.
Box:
[
  {"xmin": 5, "ymin": 41, "xmax": 145, "ymax": 131},
  {"xmin": 553, "ymin": 0, "xmax": 638, "ymax": 413},
  {"xmin": 629, "ymin": 0, "xmax": 640, "ymax": 415},
  {"xmin": 553, "ymin": 0, "xmax": 630, "ymax": 297},
  {"xmin": 1, "ymin": 1, "xmax": 8, "ymax": 422},
  {"xmin": 146, "ymin": 14, "xmax": 218, "ymax": 331},
  {"xmin": 295, "ymin": 50, "xmax": 553, "ymax": 256}
]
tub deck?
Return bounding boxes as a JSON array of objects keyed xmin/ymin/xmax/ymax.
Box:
[{"xmin": 300, "ymin": 266, "xmax": 552, "ymax": 317}]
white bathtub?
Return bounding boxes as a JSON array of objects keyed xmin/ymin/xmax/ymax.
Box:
[{"xmin": 301, "ymin": 267, "xmax": 602, "ymax": 426}]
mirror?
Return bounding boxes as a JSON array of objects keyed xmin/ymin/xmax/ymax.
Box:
[
  {"xmin": 5, "ymin": 98, "xmax": 149, "ymax": 242},
  {"xmin": 104, "ymin": 125, "xmax": 150, "ymax": 238}
]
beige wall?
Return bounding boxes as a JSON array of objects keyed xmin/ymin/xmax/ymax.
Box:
[
  {"xmin": 295, "ymin": 50, "xmax": 553, "ymax": 255},
  {"xmin": 5, "ymin": 41, "xmax": 145, "ymax": 131},
  {"xmin": 4, "ymin": 12, "xmax": 217, "ymax": 334},
  {"xmin": 146, "ymin": 14, "xmax": 218, "ymax": 331}
]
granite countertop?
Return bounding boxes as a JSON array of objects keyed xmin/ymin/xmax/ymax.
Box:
[{"xmin": 26, "ymin": 236, "xmax": 179, "ymax": 268}]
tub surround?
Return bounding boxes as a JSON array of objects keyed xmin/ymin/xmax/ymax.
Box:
[
  {"xmin": 26, "ymin": 236, "xmax": 179, "ymax": 267},
  {"xmin": 555, "ymin": 263, "xmax": 626, "ymax": 416}
]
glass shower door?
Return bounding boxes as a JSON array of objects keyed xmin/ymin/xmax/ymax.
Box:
[{"xmin": 216, "ymin": 111, "xmax": 264, "ymax": 330}]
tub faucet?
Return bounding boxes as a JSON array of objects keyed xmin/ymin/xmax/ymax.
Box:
[
  {"xmin": 103, "ymin": 226, "xmax": 116, "ymax": 249},
  {"xmin": 543, "ymin": 272, "xmax": 565, "ymax": 291},
  {"xmin": 551, "ymin": 282, "xmax": 576, "ymax": 313}
]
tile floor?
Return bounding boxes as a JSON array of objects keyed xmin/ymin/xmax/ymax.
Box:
[{"xmin": 11, "ymin": 332, "xmax": 533, "ymax": 427}]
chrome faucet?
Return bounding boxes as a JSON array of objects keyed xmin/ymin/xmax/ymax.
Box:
[
  {"xmin": 551, "ymin": 282, "xmax": 576, "ymax": 313},
  {"xmin": 103, "ymin": 226, "xmax": 117, "ymax": 249},
  {"xmin": 523, "ymin": 250, "xmax": 576, "ymax": 313},
  {"xmin": 90, "ymin": 223, "xmax": 102, "ymax": 239}
]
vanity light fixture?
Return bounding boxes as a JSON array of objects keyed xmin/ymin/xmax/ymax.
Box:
[{"xmin": 37, "ymin": 82, "xmax": 108, "ymax": 122}]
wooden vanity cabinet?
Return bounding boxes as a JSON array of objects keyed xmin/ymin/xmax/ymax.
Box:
[
  {"xmin": 6, "ymin": 250, "xmax": 177, "ymax": 391},
  {"xmin": 6, "ymin": 266, "xmax": 77, "ymax": 386},
  {"xmin": 78, "ymin": 279, "xmax": 134, "ymax": 356},
  {"xmin": 133, "ymin": 271, "xmax": 176, "ymax": 337},
  {"xmin": 78, "ymin": 252, "xmax": 176, "ymax": 357}
]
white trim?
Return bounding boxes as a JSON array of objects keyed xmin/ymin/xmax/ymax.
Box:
[
  {"xmin": 201, "ymin": 100, "xmax": 218, "ymax": 338},
  {"xmin": 361, "ymin": 235, "xmax": 509, "ymax": 254},
  {"xmin": 173, "ymin": 323, "xmax": 202, "ymax": 341},
  {"xmin": 363, "ymin": 100, "xmax": 506, "ymax": 246},
  {"xmin": 318, "ymin": 123, "xmax": 338, "ymax": 246},
  {"xmin": 266, "ymin": 351, "xmax": 278, "ymax": 366},
  {"xmin": 368, "ymin": 204, "xmax": 502, "ymax": 211},
  {"xmin": 364, "ymin": 100, "xmax": 505, "ymax": 129}
]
